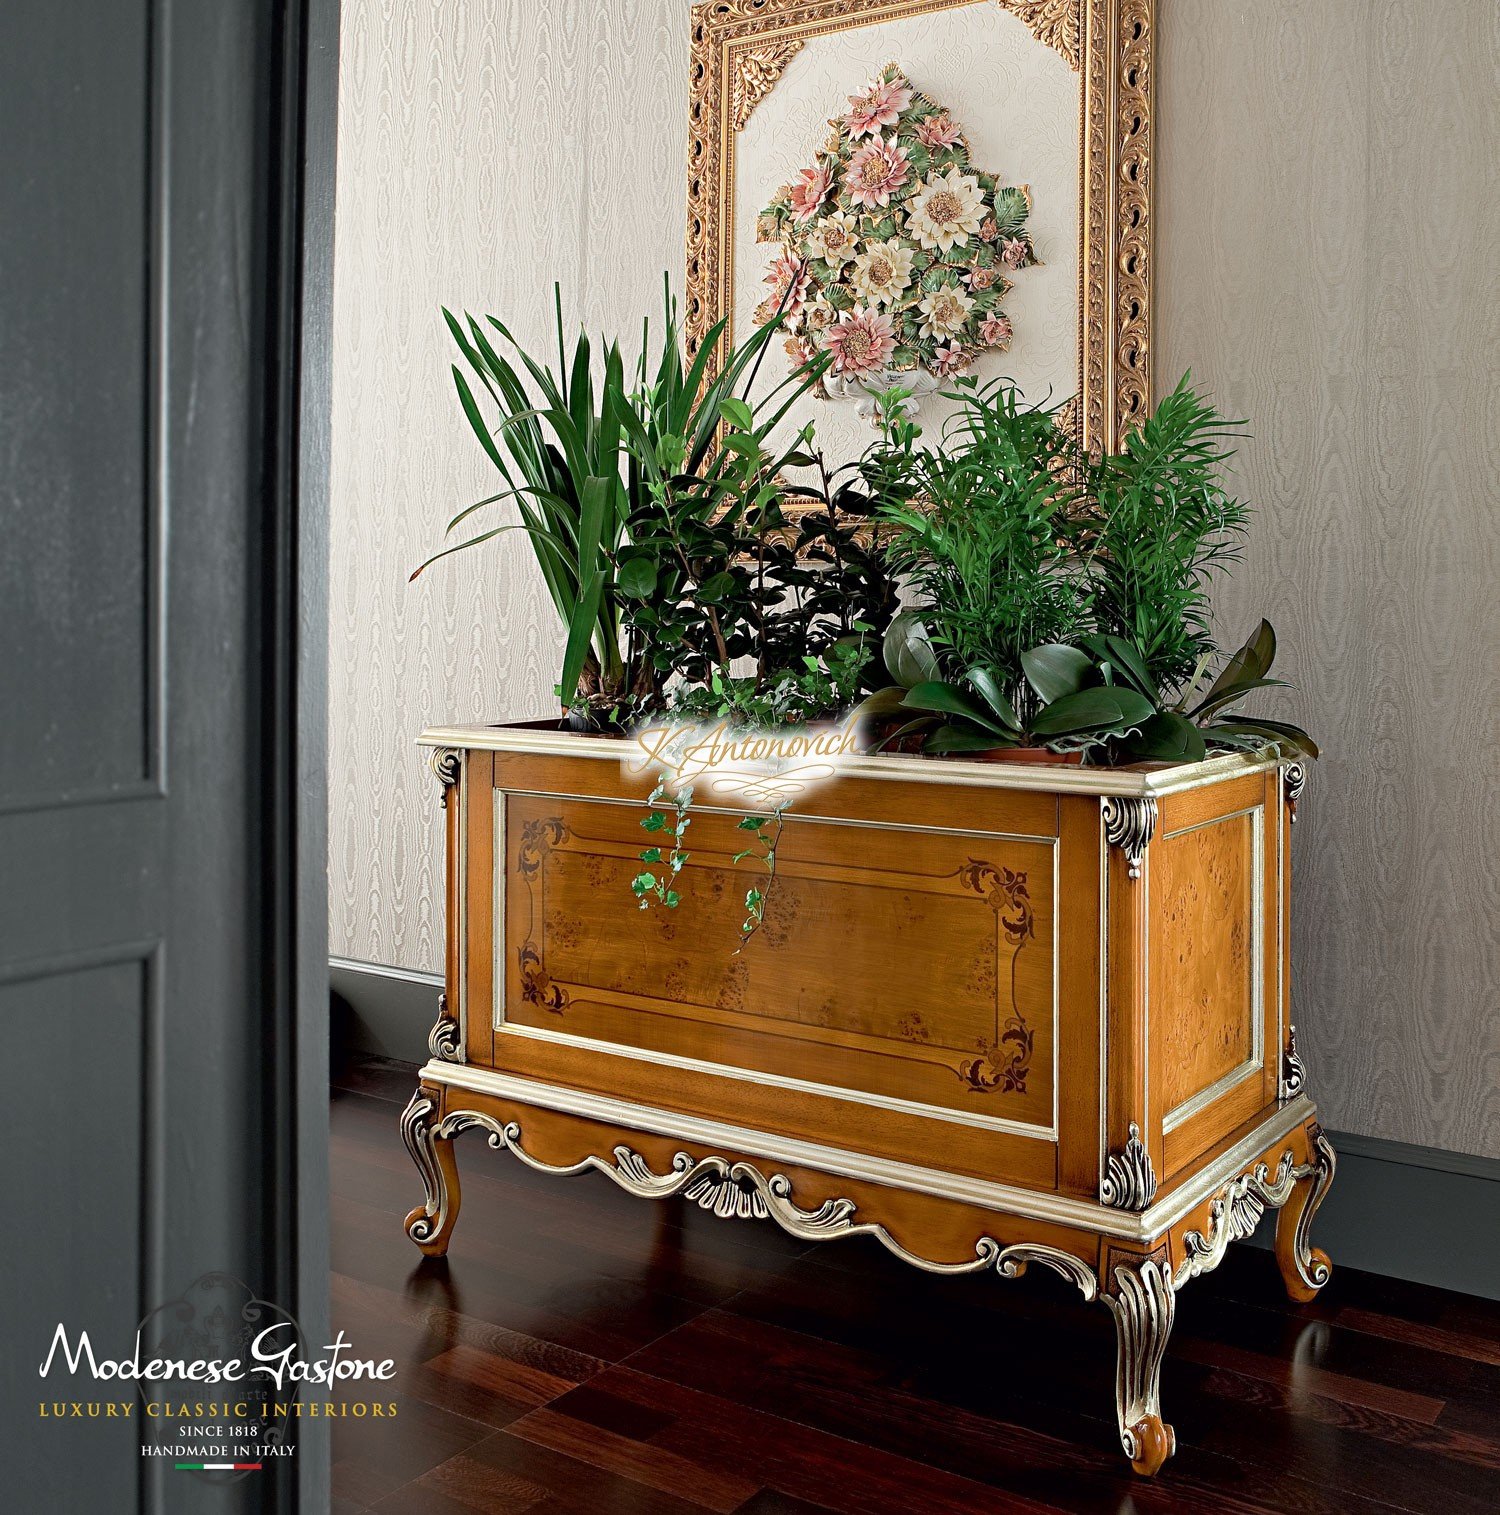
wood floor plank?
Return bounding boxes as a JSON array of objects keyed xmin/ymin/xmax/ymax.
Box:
[
  {"xmin": 1335, "ymin": 1307, "xmax": 1500, "ymax": 1370},
  {"xmin": 332, "ymin": 1059, "xmax": 1500, "ymax": 1515},
  {"xmin": 507, "ymin": 1404, "xmax": 760, "ymax": 1512}
]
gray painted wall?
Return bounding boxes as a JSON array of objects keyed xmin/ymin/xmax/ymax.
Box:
[{"xmin": 329, "ymin": 0, "xmax": 1500, "ymax": 1159}]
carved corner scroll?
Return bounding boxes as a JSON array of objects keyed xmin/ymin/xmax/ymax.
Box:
[
  {"xmin": 1281, "ymin": 1023, "xmax": 1306, "ymax": 1098},
  {"xmin": 1101, "ymin": 1121, "xmax": 1158, "ymax": 1209},
  {"xmin": 685, "ymin": 0, "xmax": 1151, "ymax": 453},
  {"xmin": 1101, "ymin": 795, "xmax": 1156, "ymax": 879},
  {"xmin": 428, "ymin": 746, "xmax": 461, "ymax": 799},
  {"xmin": 428, "ymin": 992, "xmax": 462, "ymax": 1063},
  {"xmin": 1283, "ymin": 761, "xmax": 1307, "ymax": 822}
]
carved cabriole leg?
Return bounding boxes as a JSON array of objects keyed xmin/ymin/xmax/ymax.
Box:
[
  {"xmin": 1101, "ymin": 1249, "xmax": 1177, "ymax": 1476},
  {"xmin": 400, "ymin": 1088, "xmax": 463, "ymax": 1257},
  {"xmin": 1275, "ymin": 1125, "xmax": 1337, "ymax": 1302}
]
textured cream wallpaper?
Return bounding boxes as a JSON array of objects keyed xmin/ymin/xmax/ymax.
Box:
[
  {"xmin": 330, "ymin": 0, "xmax": 1500, "ymax": 1156},
  {"xmin": 329, "ymin": 0, "xmax": 689, "ymax": 974},
  {"xmin": 1156, "ymin": 0, "xmax": 1500, "ymax": 1157}
]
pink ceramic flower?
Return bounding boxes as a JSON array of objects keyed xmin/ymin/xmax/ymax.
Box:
[
  {"xmin": 788, "ymin": 163, "xmax": 833, "ymax": 224},
  {"xmin": 980, "ymin": 312, "xmax": 1013, "ymax": 349},
  {"xmin": 763, "ymin": 252, "xmax": 810, "ymax": 317},
  {"xmin": 980, "ymin": 215, "xmax": 1000, "ymax": 242},
  {"xmin": 933, "ymin": 340, "xmax": 966, "ymax": 375},
  {"xmin": 844, "ymin": 138, "xmax": 911, "ymax": 210},
  {"xmin": 1001, "ymin": 237, "xmax": 1029, "ymax": 270},
  {"xmin": 915, "ymin": 113, "xmax": 962, "ymax": 150},
  {"xmin": 967, "ymin": 265, "xmax": 999, "ymax": 291},
  {"xmin": 823, "ymin": 307, "xmax": 897, "ymax": 377},
  {"xmin": 843, "ymin": 76, "xmax": 914, "ymax": 139}
]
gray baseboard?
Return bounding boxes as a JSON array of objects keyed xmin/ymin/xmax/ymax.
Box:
[
  {"xmin": 330, "ymin": 956, "xmax": 440, "ymax": 1063},
  {"xmin": 329, "ymin": 957, "xmax": 1500, "ymax": 1301}
]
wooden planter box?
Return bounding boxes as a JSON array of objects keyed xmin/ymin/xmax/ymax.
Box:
[{"xmin": 401, "ymin": 723, "xmax": 1334, "ymax": 1476}]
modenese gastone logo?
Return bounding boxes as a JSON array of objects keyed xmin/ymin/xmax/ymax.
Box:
[{"xmin": 38, "ymin": 1322, "xmax": 396, "ymax": 1392}]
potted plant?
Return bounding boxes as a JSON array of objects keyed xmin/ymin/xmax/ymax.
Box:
[{"xmin": 402, "ymin": 282, "xmax": 1333, "ymax": 1481}]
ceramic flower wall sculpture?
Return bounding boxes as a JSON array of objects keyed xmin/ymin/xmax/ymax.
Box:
[{"xmin": 757, "ymin": 64, "xmax": 1038, "ymax": 396}]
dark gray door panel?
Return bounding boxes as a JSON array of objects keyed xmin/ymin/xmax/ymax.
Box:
[{"xmin": 0, "ymin": 0, "xmax": 334, "ymax": 1508}]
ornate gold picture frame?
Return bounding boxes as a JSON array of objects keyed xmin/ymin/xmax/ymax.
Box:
[{"xmin": 685, "ymin": 0, "xmax": 1152, "ymax": 454}]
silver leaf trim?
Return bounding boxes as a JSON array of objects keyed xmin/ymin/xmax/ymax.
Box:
[
  {"xmin": 1283, "ymin": 761, "xmax": 1307, "ymax": 820},
  {"xmin": 419, "ymin": 1106, "xmax": 1098, "ymax": 1295},
  {"xmin": 1101, "ymin": 1121, "xmax": 1158, "ymax": 1210},
  {"xmin": 1281, "ymin": 1023, "xmax": 1306, "ymax": 1098},
  {"xmin": 1103, "ymin": 1256, "xmax": 1175, "ymax": 1460},
  {"xmin": 429, "ymin": 746, "xmax": 461, "ymax": 789},
  {"xmin": 1101, "ymin": 795, "xmax": 1157, "ymax": 879}
]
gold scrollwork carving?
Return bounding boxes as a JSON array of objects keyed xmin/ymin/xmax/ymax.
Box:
[
  {"xmin": 730, "ymin": 40, "xmax": 806, "ymax": 130},
  {"xmin": 1004, "ymin": 0, "xmax": 1083, "ymax": 70}
]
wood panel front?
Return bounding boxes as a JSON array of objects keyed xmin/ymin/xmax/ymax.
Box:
[{"xmin": 500, "ymin": 790, "xmax": 1057, "ymax": 1131}]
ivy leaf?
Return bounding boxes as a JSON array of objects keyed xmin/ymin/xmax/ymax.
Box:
[
  {"xmin": 664, "ymin": 890, "xmax": 682, "ymax": 909},
  {"xmin": 641, "ymin": 813, "xmax": 667, "ymax": 833},
  {"xmin": 639, "ymin": 847, "xmax": 663, "ymax": 864}
]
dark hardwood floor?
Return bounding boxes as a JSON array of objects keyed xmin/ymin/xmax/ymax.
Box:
[{"xmin": 331, "ymin": 1058, "xmax": 1500, "ymax": 1515}]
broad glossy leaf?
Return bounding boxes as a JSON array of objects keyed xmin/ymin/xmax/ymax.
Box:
[
  {"xmin": 695, "ymin": 571, "xmax": 740, "ymax": 606},
  {"xmin": 899, "ymin": 681, "xmax": 1011, "ymax": 736},
  {"xmin": 1209, "ymin": 717, "xmax": 1319, "ymax": 759},
  {"xmin": 1198, "ymin": 619, "xmax": 1277, "ymax": 709},
  {"xmin": 883, "ymin": 611, "xmax": 940, "ymax": 688},
  {"xmin": 1021, "ymin": 644, "xmax": 1092, "ymax": 703},
  {"xmin": 1123, "ymin": 711, "xmax": 1207, "ymax": 763},
  {"xmin": 718, "ymin": 396, "xmax": 754, "ymax": 431},
  {"xmin": 1097, "ymin": 635, "xmax": 1157, "ymax": 699},
  {"xmin": 1191, "ymin": 676, "xmax": 1287, "ymax": 720},
  {"xmin": 1030, "ymin": 686, "xmax": 1155, "ymax": 736},
  {"xmin": 923, "ymin": 726, "xmax": 1020, "ymax": 753},
  {"xmin": 964, "ymin": 665, "xmax": 1021, "ymax": 731}
]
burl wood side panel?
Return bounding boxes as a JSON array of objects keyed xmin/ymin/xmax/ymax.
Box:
[
  {"xmin": 1152, "ymin": 773, "xmax": 1279, "ymax": 1178},
  {"xmin": 1152, "ymin": 810, "xmax": 1256, "ymax": 1114},
  {"xmin": 501, "ymin": 792, "xmax": 1056, "ymax": 1131}
]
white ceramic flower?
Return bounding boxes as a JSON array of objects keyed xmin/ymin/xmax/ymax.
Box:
[
  {"xmin": 916, "ymin": 283, "xmax": 974, "ymax": 340},
  {"xmin": 804, "ymin": 210, "xmax": 861, "ymax": 269},
  {"xmin": 906, "ymin": 168, "xmax": 986, "ymax": 253},
  {"xmin": 849, "ymin": 239, "xmax": 915, "ymax": 307}
]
